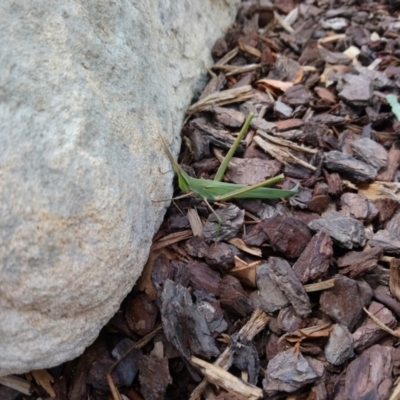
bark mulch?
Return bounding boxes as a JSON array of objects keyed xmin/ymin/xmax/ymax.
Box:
[{"xmin": 3, "ymin": 0, "xmax": 400, "ymax": 399}]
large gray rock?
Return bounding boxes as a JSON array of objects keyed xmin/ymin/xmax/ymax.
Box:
[{"xmin": 0, "ymin": 0, "xmax": 239, "ymax": 375}]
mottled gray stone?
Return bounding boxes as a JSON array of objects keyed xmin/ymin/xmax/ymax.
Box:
[
  {"xmin": 0, "ymin": 0, "xmax": 239, "ymax": 375},
  {"xmin": 324, "ymin": 151, "xmax": 377, "ymax": 183},
  {"xmin": 325, "ymin": 324, "xmax": 354, "ymax": 365},
  {"xmin": 351, "ymin": 138, "xmax": 388, "ymax": 171},
  {"xmin": 308, "ymin": 211, "xmax": 366, "ymax": 249}
]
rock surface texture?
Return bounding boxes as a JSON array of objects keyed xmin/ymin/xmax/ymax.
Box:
[{"xmin": 0, "ymin": 0, "xmax": 239, "ymax": 375}]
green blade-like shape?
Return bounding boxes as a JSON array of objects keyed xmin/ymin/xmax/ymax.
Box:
[
  {"xmin": 159, "ymin": 133, "xmax": 192, "ymax": 193},
  {"xmin": 214, "ymin": 112, "xmax": 254, "ymax": 182},
  {"xmin": 387, "ymin": 94, "xmax": 400, "ymax": 121},
  {"xmin": 186, "ymin": 175, "xmax": 299, "ymax": 200}
]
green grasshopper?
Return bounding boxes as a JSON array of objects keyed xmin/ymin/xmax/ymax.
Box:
[{"xmin": 159, "ymin": 112, "xmax": 299, "ymax": 225}]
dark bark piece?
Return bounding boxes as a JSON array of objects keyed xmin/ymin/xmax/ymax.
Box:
[
  {"xmin": 267, "ymin": 257, "xmax": 312, "ymax": 317},
  {"xmin": 344, "ymin": 345, "xmax": 393, "ymax": 400},
  {"xmin": 203, "ymin": 204, "xmax": 245, "ymax": 242},
  {"xmin": 109, "ymin": 310, "xmax": 134, "ymax": 338},
  {"xmin": 125, "ymin": 293, "xmax": 158, "ymax": 336},
  {"xmin": 69, "ymin": 341, "xmax": 102, "ymax": 400},
  {"xmin": 211, "ymin": 38, "xmax": 228, "ymax": 58},
  {"xmin": 192, "ymin": 157, "xmax": 220, "ymax": 177},
  {"xmin": 152, "ymin": 332, "xmax": 181, "ymax": 359},
  {"xmin": 190, "ymin": 118, "xmax": 245, "ymax": 152},
  {"xmin": 257, "ymin": 202, "xmax": 291, "ymax": 220},
  {"xmin": 184, "ymin": 236, "xmax": 210, "ymax": 259},
  {"xmin": 312, "ymin": 114, "xmax": 346, "ymax": 125},
  {"xmin": 338, "ymin": 73, "xmax": 373, "ymax": 106},
  {"xmin": 281, "ymin": 85, "xmax": 311, "ymax": 106},
  {"xmin": 205, "ymin": 242, "xmax": 240, "ymax": 272},
  {"xmin": 243, "ymin": 142, "xmax": 270, "ymax": 159},
  {"xmin": 219, "ymin": 275, "xmax": 253, "ymax": 317},
  {"xmin": 187, "ymin": 262, "xmax": 221, "ymax": 295},
  {"xmin": 355, "ymin": 65, "xmax": 393, "ymax": 89},
  {"xmin": 267, "ymin": 54, "xmax": 302, "ymax": 81},
  {"xmin": 231, "ymin": 335, "xmax": 260, "ymax": 385},
  {"xmin": 52, "ymin": 376, "xmax": 68, "ymax": 400},
  {"xmin": 263, "ymin": 349, "xmax": 318, "ymax": 396},
  {"xmin": 243, "ymin": 220, "xmax": 268, "ymax": 246},
  {"xmin": 324, "ymin": 151, "xmax": 377, "ymax": 183},
  {"xmin": 299, "ymin": 39, "xmax": 320, "ymax": 65},
  {"xmin": 373, "ymin": 198, "xmax": 399, "ymax": 226},
  {"xmin": 254, "ymin": 262, "xmax": 289, "ymax": 313},
  {"xmin": 232, "ymin": 71, "xmax": 257, "ymax": 88},
  {"xmin": 161, "ymin": 280, "xmax": 220, "ymax": 363},
  {"xmin": 199, "ymin": 72, "xmax": 226, "ymax": 100},
  {"xmin": 319, "ymin": 47, "xmax": 352, "ymax": 65},
  {"xmin": 323, "ymin": 170, "xmax": 344, "ymax": 196},
  {"xmin": 0, "ymin": 386, "xmax": 20, "ymax": 400},
  {"xmin": 171, "ymin": 261, "xmax": 191, "ymax": 288},
  {"xmin": 165, "ymin": 213, "xmax": 190, "ymax": 231},
  {"xmin": 272, "ymin": 128, "xmax": 305, "ymax": 142},
  {"xmin": 152, "ymin": 254, "xmax": 174, "ymax": 304},
  {"xmin": 306, "ymin": 356, "xmax": 325, "ymax": 380},
  {"xmin": 352, "ymin": 301, "xmax": 396, "ymax": 353},
  {"xmin": 319, "ymin": 274, "xmax": 365, "ymax": 332},
  {"xmin": 351, "ymin": 138, "xmax": 388, "ymax": 171},
  {"xmin": 265, "ymin": 332, "xmax": 289, "ymax": 361},
  {"xmin": 314, "ymin": 86, "xmax": 336, "ymax": 104},
  {"xmin": 308, "ymin": 211, "xmax": 366, "ymax": 249},
  {"xmin": 111, "ymin": 339, "xmax": 142, "ymax": 388},
  {"xmin": 307, "ymin": 194, "xmax": 331, "ymax": 213},
  {"xmin": 369, "ymin": 230, "xmax": 400, "ymax": 255},
  {"xmin": 357, "ymin": 280, "xmax": 373, "ymax": 308},
  {"xmin": 284, "ymin": 163, "xmax": 313, "ymax": 180},
  {"xmin": 251, "ymin": 116, "xmax": 276, "ymax": 132},
  {"xmin": 346, "ymin": 25, "xmax": 369, "ymax": 46},
  {"xmin": 184, "ymin": 127, "xmax": 211, "ymax": 161},
  {"xmin": 393, "ymin": 347, "xmax": 400, "ymax": 376},
  {"xmin": 340, "ymin": 192, "xmax": 379, "ymax": 223},
  {"xmin": 337, "ymin": 247, "xmax": 383, "ymax": 279},
  {"xmin": 309, "ymin": 381, "xmax": 328, "ymax": 400},
  {"xmin": 274, "ymin": 100, "xmax": 293, "ymax": 118},
  {"xmin": 224, "ymin": 157, "xmax": 281, "ymax": 185},
  {"xmin": 194, "ymin": 291, "xmax": 227, "ymax": 335},
  {"xmin": 303, "ymin": 121, "xmax": 331, "ymax": 147},
  {"xmin": 324, "ymin": 324, "xmax": 354, "ymax": 366},
  {"xmin": 262, "ymin": 215, "xmax": 312, "ymax": 258},
  {"xmin": 364, "ymin": 265, "xmax": 390, "ymax": 289},
  {"xmin": 211, "ymin": 106, "xmax": 245, "ymax": 128},
  {"xmin": 89, "ymin": 366, "xmax": 114, "ymax": 395},
  {"xmin": 87, "ymin": 340, "xmax": 140, "ymax": 390},
  {"xmin": 385, "ymin": 209, "xmax": 400, "ymax": 236},
  {"xmin": 138, "ymin": 356, "xmax": 172, "ymax": 400},
  {"xmin": 292, "ymin": 230, "xmax": 333, "ymax": 283},
  {"xmin": 277, "ymin": 306, "xmax": 303, "ymax": 332},
  {"xmin": 291, "ymin": 209, "xmax": 320, "ymax": 225},
  {"xmin": 288, "ymin": 187, "xmax": 312, "ymax": 209},
  {"xmin": 374, "ymin": 285, "xmax": 400, "ymax": 319},
  {"xmin": 377, "ymin": 140, "xmax": 400, "ymax": 181}
]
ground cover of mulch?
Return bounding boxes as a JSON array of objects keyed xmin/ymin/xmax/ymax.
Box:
[{"xmin": 3, "ymin": 0, "xmax": 400, "ymax": 399}]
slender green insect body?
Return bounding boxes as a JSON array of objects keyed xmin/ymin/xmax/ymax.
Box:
[{"xmin": 159, "ymin": 113, "xmax": 299, "ymax": 203}]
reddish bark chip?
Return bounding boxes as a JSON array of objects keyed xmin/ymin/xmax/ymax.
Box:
[
  {"xmin": 344, "ymin": 345, "xmax": 393, "ymax": 400},
  {"xmin": 138, "ymin": 356, "xmax": 172, "ymax": 400},
  {"xmin": 292, "ymin": 230, "xmax": 333, "ymax": 283},
  {"xmin": 262, "ymin": 215, "xmax": 312, "ymax": 258},
  {"xmin": 320, "ymin": 274, "xmax": 367, "ymax": 331}
]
